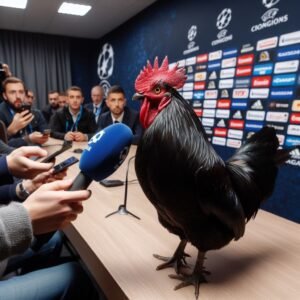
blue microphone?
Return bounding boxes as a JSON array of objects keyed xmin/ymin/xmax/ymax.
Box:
[
  {"xmin": 69, "ymin": 123, "xmax": 133, "ymax": 190},
  {"xmin": 32, "ymin": 123, "xmax": 133, "ymax": 251}
]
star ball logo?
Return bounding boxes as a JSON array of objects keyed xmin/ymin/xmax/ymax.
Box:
[
  {"xmin": 212, "ymin": 8, "xmax": 233, "ymax": 46},
  {"xmin": 183, "ymin": 25, "xmax": 199, "ymax": 55},
  {"xmin": 251, "ymin": 0, "xmax": 288, "ymax": 32},
  {"xmin": 97, "ymin": 43, "xmax": 114, "ymax": 95}
]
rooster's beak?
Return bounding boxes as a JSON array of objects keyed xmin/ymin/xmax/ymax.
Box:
[{"xmin": 132, "ymin": 92, "xmax": 144, "ymax": 101}]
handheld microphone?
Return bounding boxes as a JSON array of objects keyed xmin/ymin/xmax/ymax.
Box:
[{"xmin": 32, "ymin": 123, "xmax": 133, "ymax": 250}]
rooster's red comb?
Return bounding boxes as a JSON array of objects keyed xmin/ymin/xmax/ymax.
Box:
[{"xmin": 135, "ymin": 56, "xmax": 186, "ymax": 92}]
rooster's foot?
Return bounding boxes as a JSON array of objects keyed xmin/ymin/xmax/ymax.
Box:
[
  {"xmin": 169, "ymin": 250, "xmax": 209, "ymax": 299},
  {"xmin": 153, "ymin": 240, "xmax": 189, "ymax": 274},
  {"xmin": 153, "ymin": 252, "xmax": 190, "ymax": 273},
  {"xmin": 169, "ymin": 271, "xmax": 208, "ymax": 299}
]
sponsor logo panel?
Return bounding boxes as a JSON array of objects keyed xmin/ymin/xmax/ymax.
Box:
[
  {"xmin": 274, "ymin": 60, "xmax": 299, "ymax": 74},
  {"xmin": 253, "ymin": 63, "xmax": 273, "ymax": 75},
  {"xmin": 290, "ymin": 113, "xmax": 300, "ymax": 124},
  {"xmin": 237, "ymin": 54, "xmax": 255, "ymax": 65},
  {"xmin": 276, "ymin": 45, "xmax": 300, "ymax": 61},
  {"xmin": 266, "ymin": 111, "xmax": 289, "ymax": 122},
  {"xmin": 202, "ymin": 118, "xmax": 215, "ymax": 127},
  {"xmin": 217, "ymin": 99, "xmax": 231, "ymax": 109},
  {"xmin": 234, "ymin": 78, "xmax": 251, "ymax": 88},
  {"xmin": 212, "ymin": 136, "xmax": 226, "ymax": 146},
  {"xmin": 268, "ymin": 101, "xmax": 290, "ymax": 110},
  {"xmin": 292, "ymin": 100, "xmax": 300, "ymax": 111},
  {"xmin": 194, "ymin": 82, "xmax": 206, "ymax": 90},
  {"xmin": 227, "ymin": 138, "xmax": 242, "ymax": 148},
  {"xmin": 279, "ymin": 31, "xmax": 300, "ymax": 46},
  {"xmin": 270, "ymin": 88, "xmax": 294, "ymax": 99},
  {"xmin": 251, "ymin": 76, "xmax": 271, "ymax": 87},
  {"xmin": 232, "ymin": 88, "xmax": 249, "ymax": 98},
  {"xmin": 231, "ymin": 99, "xmax": 248, "ymax": 109},
  {"xmin": 256, "ymin": 36, "xmax": 278, "ymax": 51},
  {"xmin": 236, "ymin": 66, "xmax": 252, "ymax": 76},
  {"xmin": 272, "ymin": 74, "xmax": 297, "ymax": 86},
  {"xmin": 219, "ymin": 79, "xmax": 234, "ymax": 89},
  {"xmin": 287, "ymin": 125, "xmax": 300, "ymax": 136},
  {"xmin": 229, "ymin": 119, "xmax": 244, "ymax": 129},
  {"xmin": 214, "ymin": 128, "xmax": 227, "ymax": 137},
  {"xmin": 245, "ymin": 121, "xmax": 264, "ymax": 131},
  {"xmin": 246, "ymin": 110, "xmax": 266, "ymax": 121},
  {"xmin": 228, "ymin": 129, "xmax": 243, "ymax": 139},
  {"xmin": 250, "ymin": 88, "xmax": 269, "ymax": 98}
]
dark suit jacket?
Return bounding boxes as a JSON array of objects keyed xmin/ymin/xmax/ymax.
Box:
[
  {"xmin": 0, "ymin": 102, "xmax": 48, "ymax": 147},
  {"xmin": 42, "ymin": 104, "xmax": 59, "ymax": 124},
  {"xmin": 50, "ymin": 106, "xmax": 97, "ymax": 140},
  {"xmin": 84, "ymin": 100, "xmax": 109, "ymax": 126},
  {"xmin": 98, "ymin": 106, "xmax": 143, "ymax": 145}
]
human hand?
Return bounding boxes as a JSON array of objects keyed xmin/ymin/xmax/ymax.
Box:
[
  {"xmin": 6, "ymin": 146, "xmax": 53, "ymax": 179},
  {"xmin": 29, "ymin": 131, "xmax": 49, "ymax": 145},
  {"xmin": 2, "ymin": 63, "xmax": 12, "ymax": 77},
  {"xmin": 64, "ymin": 131, "xmax": 75, "ymax": 141},
  {"xmin": 73, "ymin": 132, "xmax": 87, "ymax": 142},
  {"xmin": 22, "ymin": 167, "xmax": 67, "ymax": 194},
  {"xmin": 7, "ymin": 111, "xmax": 34, "ymax": 136},
  {"xmin": 23, "ymin": 179, "xmax": 91, "ymax": 234}
]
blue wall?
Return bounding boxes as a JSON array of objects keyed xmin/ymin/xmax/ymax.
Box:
[{"xmin": 71, "ymin": 0, "xmax": 300, "ymax": 223}]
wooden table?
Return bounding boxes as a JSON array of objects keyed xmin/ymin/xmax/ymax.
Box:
[{"xmin": 44, "ymin": 140, "xmax": 300, "ymax": 300}]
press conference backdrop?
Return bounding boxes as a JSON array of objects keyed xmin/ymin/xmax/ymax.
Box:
[{"xmin": 71, "ymin": 0, "xmax": 300, "ymax": 223}]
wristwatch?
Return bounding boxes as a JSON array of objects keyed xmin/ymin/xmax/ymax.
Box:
[{"xmin": 18, "ymin": 181, "xmax": 30, "ymax": 200}]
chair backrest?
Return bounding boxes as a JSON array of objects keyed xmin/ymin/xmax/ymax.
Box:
[{"xmin": 0, "ymin": 120, "xmax": 8, "ymax": 144}]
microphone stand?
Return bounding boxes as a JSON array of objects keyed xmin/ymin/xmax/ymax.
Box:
[{"xmin": 105, "ymin": 155, "xmax": 140, "ymax": 220}]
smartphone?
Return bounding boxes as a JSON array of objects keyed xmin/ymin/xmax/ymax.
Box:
[
  {"xmin": 100, "ymin": 179, "xmax": 124, "ymax": 187},
  {"xmin": 52, "ymin": 156, "xmax": 79, "ymax": 174},
  {"xmin": 43, "ymin": 129, "xmax": 51, "ymax": 136},
  {"xmin": 41, "ymin": 140, "xmax": 73, "ymax": 163}
]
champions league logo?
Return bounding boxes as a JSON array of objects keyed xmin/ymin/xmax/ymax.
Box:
[
  {"xmin": 211, "ymin": 8, "xmax": 233, "ymax": 46},
  {"xmin": 97, "ymin": 43, "xmax": 114, "ymax": 96},
  {"xmin": 183, "ymin": 25, "xmax": 200, "ymax": 55},
  {"xmin": 251, "ymin": 0, "xmax": 288, "ymax": 32}
]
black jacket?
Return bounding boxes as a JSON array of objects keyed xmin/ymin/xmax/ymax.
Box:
[
  {"xmin": 50, "ymin": 106, "xmax": 97, "ymax": 140},
  {"xmin": 97, "ymin": 106, "xmax": 143, "ymax": 145}
]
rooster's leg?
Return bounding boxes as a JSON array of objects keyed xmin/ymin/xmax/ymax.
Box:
[
  {"xmin": 169, "ymin": 251, "xmax": 210, "ymax": 299},
  {"xmin": 153, "ymin": 239, "xmax": 190, "ymax": 274}
]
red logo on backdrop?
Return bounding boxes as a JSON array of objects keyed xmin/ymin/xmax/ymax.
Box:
[
  {"xmin": 236, "ymin": 66, "xmax": 252, "ymax": 77},
  {"xmin": 194, "ymin": 109, "xmax": 203, "ymax": 117},
  {"xmin": 251, "ymin": 76, "xmax": 271, "ymax": 88},
  {"xmin": 229, "ymin": 120, "xmax": 244, "ymax": 129},
  {"xmin": 290, "ymin": 113, "xmax": 300, "ymax": 124},
  {"xmin": 217, "ymin": 99, "xmax": 231, "ymax": 108},
  {"xmin": 197, "ymin": 54, "xmax": 208, "ymax": 63},
  {"xmin": 194, "ymin": 82, "xmax": 206, "ymax": 90},
  {"xmin": 237, "ymin": 54, "xmax": 255, "ymax": 66},
  {"xmin": 214, "ymin": 128, "xmax": 227, "ymax": 137}
]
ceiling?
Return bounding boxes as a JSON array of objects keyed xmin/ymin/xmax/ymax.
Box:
[{"xmin": 0, "ymin": 0, "xmax": 157, "ymax": 39}]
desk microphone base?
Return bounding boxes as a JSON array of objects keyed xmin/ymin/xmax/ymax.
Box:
[{"xmin": 105, "ymin": 205, "xmax": 140, "ymax": 220}]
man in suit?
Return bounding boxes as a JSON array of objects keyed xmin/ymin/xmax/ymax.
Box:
[
  {"xmin": 42, "ymin": 90, "xmax": 60, "ymax": 123},
  {"xmin": 50, "ymin": 86, "xmax": 97, "ymax": 141},
  {"xmin": 98, "ymin": 85, "xmax": 143, "ymax": 145},
  {"xmin": 84, "ymin": 85, "xmax": 108, "ymax": 126},
  {"xmin": 0, "ymin": 77, "xmax": 49, "ymax": 147}
]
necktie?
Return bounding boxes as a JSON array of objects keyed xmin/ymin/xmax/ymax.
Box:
[{"xmin": 114, "ymin": 120, "xmax": 119, "ymax": 124}]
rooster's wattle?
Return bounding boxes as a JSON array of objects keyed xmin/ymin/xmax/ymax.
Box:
[{"xmin": 133, "ymin": 57, "xmax": 295, "ymax": 298}]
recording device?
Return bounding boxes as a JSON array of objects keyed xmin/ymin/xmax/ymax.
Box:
[
  {"xmin": 100, "ymin": 179, "xmax": 124, "ymax": 187},
  {"xmin": 16, "ymin": 104, "xmax": 31, "ymax": 114},
  {"xmin": 41, "ymin": 140, "xmax": 73, "ymax": 163},
  {"xmin": 52, "ymin": 156, "xmax": 79, "ymax": 175},
  {"xmin": 32, "ymin": 123, "xmax": 133, "ymax": 250},
  {"xmin": 42, "ymin": 129, "xmax": 51, "ymax": 136}
]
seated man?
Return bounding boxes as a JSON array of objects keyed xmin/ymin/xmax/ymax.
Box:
[
  {"xmin": 24, "ymin": 89, "xmax": 49, "ymax": 134},
  {"xmin": 42, "ymin": 90, "xmax": 60, "ymax": 123},
  {"xmin": 98, "ymin": 85, "xmax": 143, "ymax": 145},
  {"xmin": 50, "ymin": 86, "xmax": 97, "ymax": 141},
  {"xmin": 0, "ymin": 77, "xmax": 49, "ymax": 147},
  {"xmin": 84, "ymin": 85, "xmax": 108, "ymax": 125},
  {"xmin": 58, "ymin": 92, "xmax": 67, "ymax": 108}
]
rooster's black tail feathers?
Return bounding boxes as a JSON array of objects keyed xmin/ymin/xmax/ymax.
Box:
[{"xmin": 225, "ymin": 127, "xmax": 281, "ymax": 220}]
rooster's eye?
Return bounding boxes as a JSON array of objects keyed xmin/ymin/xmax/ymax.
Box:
[{"xmin": 154, "ymin": 86, "xmax": 161, "ymax": 94}]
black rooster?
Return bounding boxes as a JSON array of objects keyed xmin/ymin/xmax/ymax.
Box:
[{"xmin": 133, "ymin": 57, "xmax": 296, "ymax": 298}]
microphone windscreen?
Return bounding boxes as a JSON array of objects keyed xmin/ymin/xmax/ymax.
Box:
[{"xmin": 79, "ymin": 123, "xmax": 133, "ymax": 181}]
